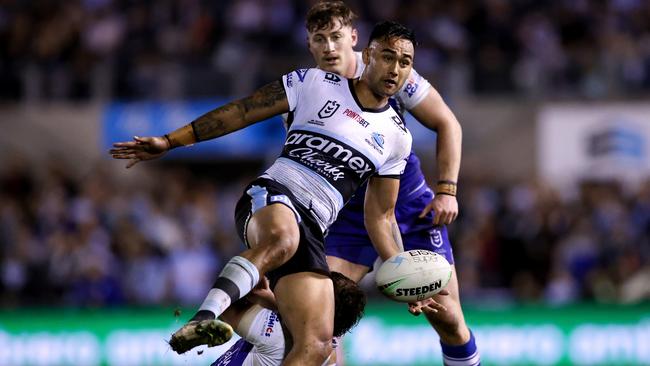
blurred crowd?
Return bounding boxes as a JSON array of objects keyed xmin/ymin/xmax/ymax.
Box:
[
  {"xmin": 452, "ymin": 178, "xmax": 650, "ymax": 305},
  {"xmin": 2, "ymin": 0, "xmax": 650, "ymax": 101},
  {"xmin": 1, "ymin": 158, "xmax": 648, "ymax": 308}
]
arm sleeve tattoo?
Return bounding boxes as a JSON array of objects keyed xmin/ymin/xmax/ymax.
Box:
[{"xmin": 191, "ymin": 80, "xmax": 286, "ymax": 142}]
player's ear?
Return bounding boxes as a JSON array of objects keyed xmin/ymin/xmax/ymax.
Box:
[
  {"xmin": 351, "ymin": 28, "xmax": 358, "ymax": 47},
  {"xmin": 362, "ymin": 47, "xmax": 370, "ymax": 65}
]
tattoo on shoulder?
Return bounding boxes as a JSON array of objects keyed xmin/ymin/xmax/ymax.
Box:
[
  {"xmin": 191, "ymin": 80, "xmax": 286, "ymax": 141},
  {"xmin": 242, "ymin": 80, "xmax": 286, "ymax": 112}
]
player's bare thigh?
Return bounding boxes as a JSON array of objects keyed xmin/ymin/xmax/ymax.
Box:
[
  {"xmin": 244, "ymin": 203, "xmax": 300, "ymax": 272},
  {"xmin": 274, "ymin": 272, "xmax": 335, "ymax": 365},
  {"xmin": 326, "ymin": 255, "xmax": 370, "ymax": 283}
]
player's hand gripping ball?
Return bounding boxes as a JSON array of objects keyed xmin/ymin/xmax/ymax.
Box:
[{"xmin": 376, "ymin": 250, "xmax": 452, "ymax": 303}]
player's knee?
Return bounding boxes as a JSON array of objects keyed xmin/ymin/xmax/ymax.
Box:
[{"xmin": 258, "ymin": 224, "xmax": 298, "ymax": 263}]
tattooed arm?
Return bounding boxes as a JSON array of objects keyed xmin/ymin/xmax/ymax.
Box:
[
  {"xmin": 364, "ymin": 176, "xmax": 403, "ymax": 261},
  {"xmin": 110, "ymin": 80, "xmax": 289, "ymax": 168},
  {"xmin": 189, "ymin": 80, "xmax": 289, "ymax": 143}
]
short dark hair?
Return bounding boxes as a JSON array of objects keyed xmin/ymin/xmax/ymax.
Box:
[
  {"xmin": 331, "ymin": 271, "xmax": 366, "ymax": 338},
  {"xmin": 306, "ymin": 1, "xmax": 357, "ymax": 33},
  {"xmin": 367, "ymin": 20, "xmax": 417, "ymax": 47}
]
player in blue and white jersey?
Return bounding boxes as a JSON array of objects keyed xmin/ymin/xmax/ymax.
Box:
[
  {"xmin": 111, "ymin": 21, "xmax": 419, "ymax": 366},
  {"xmin": 212, "ymin": 272, "xmax": 365, "ymax": 366},
  {"xmin": 303, "ymin": 2, "xmax": 481, "ymax": 366}
]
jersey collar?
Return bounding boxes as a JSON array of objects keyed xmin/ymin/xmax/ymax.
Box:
[{"xmin": 347, "ymin": 79, "xmax": 390, "ymax": 113}]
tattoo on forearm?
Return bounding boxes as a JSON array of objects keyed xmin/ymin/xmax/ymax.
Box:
[
  {"xmin": 191, "ymin": 104, "xmax": 234, "ymax": 141},
  {"xmin": 192, "ymin": 80, "xmax": 286, "ymax": 141},
  {"xmin": 391, "ymin": 222, "xmax": 405, "ymax": 252}
]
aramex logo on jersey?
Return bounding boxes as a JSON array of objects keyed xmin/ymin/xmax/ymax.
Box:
[{"xmin": 283, "ymin": 130, "xmax": 375, "ymax": 181}]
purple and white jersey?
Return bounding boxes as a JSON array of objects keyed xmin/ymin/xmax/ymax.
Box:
[
  {"xmin": 212, "ymin": 305, "xmax": 339, "ymax": 366},
  {"xmin": 262, "ymin": 68, "xmax": 412, "ymax": 231},
  {"xmin": 212, "ymin": 306, "xmax": 284, "ymax": 366}
]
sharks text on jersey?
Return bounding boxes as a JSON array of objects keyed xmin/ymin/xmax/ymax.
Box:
[{"xmin": 283, "ymin": 130, "xmax": 375, "ymax": 183}]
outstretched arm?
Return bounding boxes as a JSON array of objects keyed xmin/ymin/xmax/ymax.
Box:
[
  {"xmin": 110, "ymin": 80, "xmax": 289, "ymax": 168},
  {"xmin": 365, "ymin": 176, "xmax": 450, "ymax": 313},
  {"xmin": 409, "ymin": 87, "xmax": 461, "ymax": 225},
  {"xmin": 364, "ymin": 176, "xmax": 403, "ymax": 261}
]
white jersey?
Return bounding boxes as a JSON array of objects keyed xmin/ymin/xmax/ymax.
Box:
[
  {"xmin": 212, "ymin": 305, "xmax": 284, "ymax": 366},
  {"xmin": 281, "ymin": 54, "xmax": 431, "ymax": 128},
  {"xmin": 353, "ymin": 51, "xmax": 431, "ymax": 112},
  {"xmin": 263, "ymin": 68, "xmax": 412, "ymax": 231},
  {"xmin": 212, "ymin": 305, "xmax": 338, "ymax": 366}
]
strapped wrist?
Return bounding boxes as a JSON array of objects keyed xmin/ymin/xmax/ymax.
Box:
[
  {"xmin": 163, "ymin": 134, "xmax": 173, "ymax": 149},
  {"xmin": 435, "ymin": 180, "xmax": 457, "ymax": 196}
]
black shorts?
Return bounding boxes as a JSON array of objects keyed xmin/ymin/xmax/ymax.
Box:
[{"xmin": 234, "ymin": 178, "xmax": 330, "ymax": 288}]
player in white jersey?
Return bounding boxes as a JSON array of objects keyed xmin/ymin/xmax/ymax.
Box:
[
  {"xmin": 110, "ymin": 21, "xmax": 417, "ymax": 365},
  {"xmin": 304, "ymin": 2, "xmax": 480, "ymax": 366},
  {"xmin": 212, "ymin": 272, "xmax": 365, "ymax": 366}
]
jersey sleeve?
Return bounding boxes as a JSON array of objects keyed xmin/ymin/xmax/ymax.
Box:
[
  {"xmin": 281, "ymin": 68, "xmax": 315, "ymax": 112},
  {"xmin": 235, "ymin": 306, "xmax": 285, "ymax": 363},
  {"xmin": 377, "ymin": 120, "xmax": 412, "ymax": 178},
  {"xmin": 395, "ymin": 67, "xmax": 432, "ymax": 110},
  {"xmin": 377, "ymin": 146, "xmax": 409, "ymax": 178}
]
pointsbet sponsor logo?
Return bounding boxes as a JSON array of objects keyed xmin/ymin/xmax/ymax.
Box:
[{"xmin": 343, "ymin": 108, "xmax": 369, "ymax": 128}]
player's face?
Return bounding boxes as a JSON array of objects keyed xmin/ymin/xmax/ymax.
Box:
[
  {"xmin": 362, "ymin": 37, "xmax": 414, "ymax": 97},
  {"xmin": 307, "ymin": 18, "xmax": 358, "ymax": 77}
]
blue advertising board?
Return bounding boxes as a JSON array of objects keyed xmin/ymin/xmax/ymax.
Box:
[{"xmin": 102, "ymin": 100, "xmax": 287, "ymax": 159}]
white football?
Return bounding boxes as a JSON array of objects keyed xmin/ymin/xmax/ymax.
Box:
[{"xmin": 376, "ymin": 250, "xmax": 452, "ymax": 303}]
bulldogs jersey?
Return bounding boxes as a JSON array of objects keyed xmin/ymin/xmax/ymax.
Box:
[
  {"xmin": 212, "ymin": 305, "xmax": 340, "ymax": 366},
  {"xmin": 212, "ymin": 305, "xmax": 284, "ymax": 366},
  {"xmin": 262, "ymin": 68, "xmax": 412, "ymax": 232}
]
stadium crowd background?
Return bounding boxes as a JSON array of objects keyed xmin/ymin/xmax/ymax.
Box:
[
  {"xmin": 1, "ymin": 0, "xmax": 649, "ymax": 309},
  {"xmin": 3, "ymin": 0, "xmax": 650, "ymax": 101}
]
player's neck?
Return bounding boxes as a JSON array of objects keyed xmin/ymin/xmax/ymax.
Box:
[
  {"xmin": 352, "ymin": 79, "xmax": 388, "ymax": 110},
  {"xmin": 342, "ymin": 53, "xmax": 358, "ymax": 79}
]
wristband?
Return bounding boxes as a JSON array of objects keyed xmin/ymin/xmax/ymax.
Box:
[
  {"xmin": 435, "ymin": 180, "xmax": 457, "ymax": 196},
  {"xmin": 165, "ymin": 125, "xmax": 196, "ymax": 148},
  {"xmin": 163, "ymin": 134, "xmax": 172, "ymax": 149}
]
